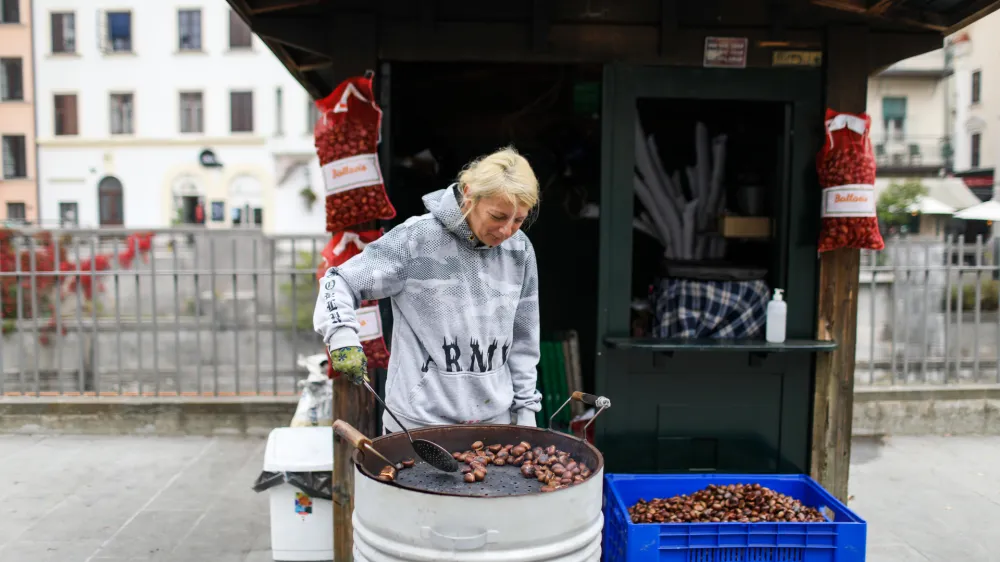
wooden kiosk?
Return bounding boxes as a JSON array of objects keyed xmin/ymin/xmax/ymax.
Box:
[{"xmin": 226, "ymin": 1, "xmax": 1000, "ymax": 559}]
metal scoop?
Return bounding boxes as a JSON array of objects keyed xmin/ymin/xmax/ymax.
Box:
[{"xmin": 361, "ymin": 380, "xmax": 459, "ymax": 473}]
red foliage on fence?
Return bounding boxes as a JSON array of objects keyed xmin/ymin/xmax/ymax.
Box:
[{"xmin": 0, "ymin": 230, "xmax": 156, "ymax": 344}]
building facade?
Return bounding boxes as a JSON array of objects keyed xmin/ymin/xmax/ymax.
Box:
[
  {"xmin": 31, "ymin": 0, "xmax": 326, "ymax": 233},
  {"xmin": 0, "ymin": 0, "xmax": 38, "ymax": 223},
  {"xmin": 948, "ymin": 9, "xmax": 1000, "ymax": 200}
]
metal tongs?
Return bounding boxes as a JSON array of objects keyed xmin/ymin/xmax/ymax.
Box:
[{"xmin": 547, "ymin": 391, "xmax": 612, "ymax": 442}]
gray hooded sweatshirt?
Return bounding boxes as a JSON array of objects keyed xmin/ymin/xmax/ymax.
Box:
[{"xmin": 313, "ymin": 184, "xmax": 542, "ymax": 432}]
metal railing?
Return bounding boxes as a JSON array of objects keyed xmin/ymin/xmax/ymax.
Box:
[
  {"xmin": 873, "ymin": 135, "xmax": 953, "ymax": 170},
  {"xmin": 0, "ymin": 227, "xmax": 328, "ymax": 397},
  {"xmin": 858, "ymin": 235, "xmax": 1000, "ymax": 386},
  {"xmin": 1, "ymin": 228, "xmax": 997, "ymax": 397}
]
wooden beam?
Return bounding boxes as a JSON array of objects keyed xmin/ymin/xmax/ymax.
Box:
[
  {"xmin": 945, "ymin": 0, "xmax": 1000, "ymax": 35},
  {"xmin": 249, "ymin": 0, "xmax": 324, "ymax": 15},
  {"xmin": 296, "ymin": 59, "xmax": 335, "ymax": 72},
  {"xmin": 811, "ymin": 24, "xmax": 866, "ymax": 503},
  {"xmin": 866, "ymin": 0, "xmax": 898, "ymax": 16},
  {"xmin": 810, "ymin": 0, "xmax": 866, "ymax": 14},
  {"xmin": 867, "ymin": 31, "xmax": 941, "ymax": 75}
]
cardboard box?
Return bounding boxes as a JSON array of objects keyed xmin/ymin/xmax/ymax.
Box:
[{"xmin": 720, "ymin": 216, "xmax": 771, "ymax": 238}]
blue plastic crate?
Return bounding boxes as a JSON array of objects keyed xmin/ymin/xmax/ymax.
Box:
[{"xmin": 603, "ymin": 474, "xmax": 866, "ymax": 562}]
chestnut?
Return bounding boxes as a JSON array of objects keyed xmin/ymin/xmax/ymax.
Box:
[
  {"xmin": 401, "ymin": 458, "xmax": 415, "ymax": 469},
  {"xmin": 471, "ymin": 441, "xmax": 484, "ymax": 451},
  {"xmin": 488, "ymin": 444, "xmax": 502, "ymax": 453},
  {"xmin": 473, "ymin": 468, "xmax": 486, "ymax": 482},
  {"xmin": 510, "ymin": 446, "xmax": 526, "ymax": 457},
  {"xmin": 464, "ymin": 473, "xmax": 476, "ymax": 483},
  {"xmin": 545, "ymin": 445, "xmax": 557, "ymax": 455},
  {"xmin": 378, "ymin": 466, "xmax": 397, "ymax": 482}
]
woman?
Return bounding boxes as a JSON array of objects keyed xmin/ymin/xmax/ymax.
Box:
[{"xmin": 314, "ymin": 147, "xmax": 543, "ymax": 432}]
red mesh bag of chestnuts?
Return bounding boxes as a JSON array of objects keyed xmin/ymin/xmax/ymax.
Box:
[
  {"xmin": 314, "ymin": 74, "xmax": 396, "ymax": 233},
  {"xmin": 817, "ymin": 108, "xmax": 884, "ymax": 253},
  {"xmin": 316, "ymin": 229, "xmax": 391, "ymax": 379}
]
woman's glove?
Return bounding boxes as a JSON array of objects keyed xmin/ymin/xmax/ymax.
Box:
[{"xmin": 329, "ymin": 346, "xmax": 368, "ymax": 385}]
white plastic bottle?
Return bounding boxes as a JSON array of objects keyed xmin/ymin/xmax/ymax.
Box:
[{"xmin": 766, "ymin": 288, "xmax": 787, "ymax": 343}]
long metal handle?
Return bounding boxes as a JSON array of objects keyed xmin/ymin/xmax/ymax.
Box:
[
  {"xmin": 362, "ymin": 380, "xmax": 415, "ymax": 443},
  {"xmin": 333, "ymin": 419, "xmax": 370, "ymax": 449},
  {"xmin": 548, "ymin": 390, "xmax": 612, "ymax": 437},
  {"xmin": 333, "ymin": 419, "xmax": 401, "ymax": 470},
  {"xmin": 571, "ymin": 391, "xmax": 611, "ymax": 408}
]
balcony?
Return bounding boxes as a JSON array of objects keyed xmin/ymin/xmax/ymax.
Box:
[{"xmin": 874, "ymin": 135, "xmax": 953, "ymax": 175}]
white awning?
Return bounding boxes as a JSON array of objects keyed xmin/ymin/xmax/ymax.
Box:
[
  {"xmin": 954, "ymin": 199, "xmax": 1000, "ymax": 221},
  {"xmin": 875, "ymin": 177, "xmax": 982, "ymax": 214},
  {"xmin": 908, "ymin": 195, "xmax": 955, "ymax": 215}
]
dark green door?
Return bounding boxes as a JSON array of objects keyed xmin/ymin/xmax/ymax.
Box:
[{"xmin": 595, "ymin": 63, "xmax": 824, "ymax": 474}]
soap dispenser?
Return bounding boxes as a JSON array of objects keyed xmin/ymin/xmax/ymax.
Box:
[{"xmin": 766, "ymin": 288, "xmax": 787, "ymax": 343}]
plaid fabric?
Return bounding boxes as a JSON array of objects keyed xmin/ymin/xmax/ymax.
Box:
[{"xmin": 652, "ymin": 278, "xmax": 770, "ymax": 339}]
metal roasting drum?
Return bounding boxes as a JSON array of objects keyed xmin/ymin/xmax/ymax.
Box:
[{"xmin": 338, "ymin": 392, "xmax": 612, "ymax": 561}]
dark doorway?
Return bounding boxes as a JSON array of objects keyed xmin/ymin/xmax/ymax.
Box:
[{"xmin": 98, "ymin": 176, "xmax": 124, "ymax": 226}]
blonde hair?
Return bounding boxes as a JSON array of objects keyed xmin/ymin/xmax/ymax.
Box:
[{"xmin": 458, "ymin": 147, "xmax": 539, "ymax": 214}]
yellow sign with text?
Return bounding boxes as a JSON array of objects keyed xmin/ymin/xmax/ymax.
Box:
[{"xmin": 772, "ymin": 51, "xmax": 823, "ymax": 67}]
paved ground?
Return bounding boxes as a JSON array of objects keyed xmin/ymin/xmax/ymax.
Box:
[
  {"xmin": 0, "ymin": 434, "xmax": 996, "ymax": 561},
  {"xmin": 848, "ymin": 435, "xmax": 1000, "ymax": 562},
  {"xmin": 0, "ymin": 435, "xmax": 271, "ymax": 562}
]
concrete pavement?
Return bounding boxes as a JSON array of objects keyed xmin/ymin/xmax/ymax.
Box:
[{"xmin": 0, "ymin": 433, "xmax": 997, "ymax": 561}]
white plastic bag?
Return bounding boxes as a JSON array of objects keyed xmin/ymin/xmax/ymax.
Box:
[{"xmin": 291, "ymin": 353, "xmax": 334, "ymax": 427}]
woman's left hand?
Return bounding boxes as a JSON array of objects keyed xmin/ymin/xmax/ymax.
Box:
[{"xmin": 329, "ymin": 345, "xmax": 369, "ymax": 385}]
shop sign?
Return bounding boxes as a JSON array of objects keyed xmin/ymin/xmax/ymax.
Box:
[
  {"xmin": 962, "ymin": 176, "xmax": 994, "ymax": 188},
  {"xmin": 772, "ymin": 50, "xmax": 822, "ymax": 67},
  {"xmin": 703, "ymin": 37, "xmax": 748, "ymax": 68}
]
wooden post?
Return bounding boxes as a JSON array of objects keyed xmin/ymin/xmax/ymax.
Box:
[
  {"xmin": 811, "ymin": 24, "xmax": 868, "ymax": 502},
  {"xmin": 332, "ymin": 219, "xmax": 379, "ymax": 562}
]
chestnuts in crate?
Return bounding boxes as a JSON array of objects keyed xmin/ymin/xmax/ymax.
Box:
[{"xmin": 628, "ymin": 483, "xmax": 827, "ymax": 524}]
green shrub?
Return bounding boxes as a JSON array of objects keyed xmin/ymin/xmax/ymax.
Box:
[{"xmin": 944, "ymin": 280, "xmax": 1000, "ymax": 312}]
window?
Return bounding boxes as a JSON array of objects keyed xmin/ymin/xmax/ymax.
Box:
[
  {"xmin": 54, "ymin": 94, "xmax": 78, "ymax": 135},
  {"xmin": 110, "ymin": 93, "xmax": 134, "ymax": 135},
  {"xmin": 1, "ymin": 135, "xmax": 27, "ymax": 179},
  {"xmin": 179, "ymin": 92, "xmax": 203, "ymax": 133},
  {"xmin": 178, "ymin": 9, "xmax": 201, "ymax": 51},
  {"xmin": 230, "ymin": 91, "xmax": 253, "ymax": 133},
  {"xmin": 59, "ymin": 202, "xmax": 78, "ymax": 226},
  {"xmin": 229, "ymin": 9, "xmax": 252, "ymax": 48},
  {"xmin": 6, "ymin": 202, "xmax": 25, "ymax": 221},
  {"xmin": 275, "ymin": 87, "xmax": 283, "ymax": 136},
  {"xmin": 971, "ymin": 132, "xmax": 982, "ymax": 168},
  {"xmin": 104, "ymin": 11, "xmax": 132, "ymax": 52},
  {"xmin": 51, "ymin": 13, "xmax": 75, "ymax": 53},
  {"xmin": 0, "ymin": 58, "xmax": 23, "ymax": 101},
  {"xmin": 307, "ymin": 100, "xmax": 319, "ymax": 134},
  {"xmin": 1, "ymin": 0, "xmax": 19, "ymax": 23},
  {"xmin": 972, "ymin": 71, "xmax": 982, "ymax": 104},
  {"xmin": 881, "ymin": 96, "xmax": 906, "ymax": 139}
]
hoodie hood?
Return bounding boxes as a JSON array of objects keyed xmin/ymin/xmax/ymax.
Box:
[{"xmin": 422, "ymin": 183, "xmax": 487, "ymax": 249}]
